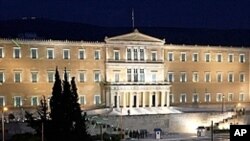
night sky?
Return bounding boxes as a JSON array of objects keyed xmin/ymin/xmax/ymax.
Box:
[{"xmin": 1, "ymin": 0, "xmax": 250, "ymax": 29}]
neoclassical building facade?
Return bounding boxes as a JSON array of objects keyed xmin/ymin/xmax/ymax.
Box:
[{"xmin": 0, "ymin": 29, "xmax": 249, "ymax": 112}]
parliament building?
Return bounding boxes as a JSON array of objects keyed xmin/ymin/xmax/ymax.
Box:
[{"xmin": 0, "ymin": 29, "xmax": 249, "ymax": 112}]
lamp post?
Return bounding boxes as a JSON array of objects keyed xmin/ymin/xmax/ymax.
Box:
[
  {"xmin": 2, "ymin": 107, "xmax": 8, "ymax": 141},
  {"xmin": 221, "ymin": 94, "xmax": 225, "ymax": 113}
]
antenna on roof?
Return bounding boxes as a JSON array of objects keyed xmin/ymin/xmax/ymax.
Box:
[{"xmin": 132, "ymin": 8, "xmax": 135, "ymax": 29}]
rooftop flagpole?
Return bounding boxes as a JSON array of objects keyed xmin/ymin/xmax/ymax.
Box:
[{"xmin": 132, "ymin": 8, "xmax": 135, "ymax": 29}]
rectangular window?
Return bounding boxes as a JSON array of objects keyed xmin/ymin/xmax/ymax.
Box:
[
  {"xmin": 31, "ymin": 72, "xmax": 38, "ymax": 83},
  {"xmin": 63, "ymin": 49, "xmax": 70, "ymax": 59},
  {"xmin": 192, "ymin": 53, "xmax": 199, "ymax": 62},
  {"xmin": 0, "ymin": 47, "xmax": 4, "ymax": 58},
  {"xmin": 239, "ymin": 54, "xmax": 245, "ymax": 63},
  {"xmin": 239, "ymin": 73, "xmax": 245, "ymax": 82},
  {"xmin": 115, "ymin": 73, "xmax": 119, "ymax": 82},
  {"xmin": 30, "ymin": 48, "xmax": 38, "ymax": 59},
  {"xmin": 114, "ymin": 51, "xmax": 120, "ymax": 60},
  {"xmin": 192, "ymin": 93, "xmax": 199, "ymax": 103},
  {"xmin": 169, "ymin": 94, "xmax": 174, "ymax": 104},
  {"xmin": 0, "ymin": 72, "xmax": 5, "ymax": 83},
  {"xmin": 180, "ymin": 93, "xmax": 186, "ymax": 103},
  {"xmin": 205, "ymin": 72, "xmax": 211, "ymax": 82},
  {"xmin": 228, "ymin": 54, "xmax": 234, "ymax": 63},
  {"xmin": 152, "ymin": 74, "xmax": 156, "ymax": 82},
  {"xmin": 127, "ymin": 48, "xmax": 131, "ymax": 60},
  {"xmin": 228, "ymin": 93, "xmax": 233, "ymax": 102},
  {"xmin": 140, "ymin": 49, "xmax": 144, "ymax": 61},
  {"xmin": 152, "ymin": 52, "xmax": 157, "ymax": 61},
  {"xmin": 0, "ymin": 96, "xmax": 5, "ymax": 106},
  {"xmin": 14, "ymin": 96, "xmax": 22, "ymax": 107},
  {"xmin": 205, "ymin": 53, "xmax": 210, "ymax": 62},
  {"xmin": 192, "ymin": 72, "xmax": 199, "ymax": 82},
  {"xmin": 167, "ymin": 72, "xmax": 174, "ymax": 82},
  {"xmin": 216, "ymin": 93, "xmax": 223, "ymax": 102},
  {"xmin": 13, "ymin": 47, "xmax": 21, "ymax": 58},
  {"xmin": 134, "ymin": 49, "xmax": 138, "ymax": 60},
  {"xmin": 134, "ymin": 69, "xmax": 138, "ymax": 82},
  {"xmin": 79, "ymin": 95, "xmax": 86, "ymax": 105},
  {"xmin": 94, "ymin": 71, "xmax": 101, "ymax": 82},
  {"xmin": 205, "ymin": 93, "xmax": 211, "ymax": 102},
  {"xmin": 216, "ymin": 53, "xmax": 223, "ymax": 62},
  {"xmin": 180, "ymin": 72, "xmax": 187, "ymax": 82},
  {"xmin": 94, "ymin": 50, "xmax": 100, "ymax": 60},
  {"xmin": 94, "ymin": 95, "xmax": 101, "ymax": 105},
  {"xmin": 14, "ymin": 71, "xmax": 21, "ymax": 83},
  {"xmin": 139, "ymin": 69, "xmax": 145, "ymax": 82},
  {"xmin": 180, "ymin": 52, "xmax": 186, "ymax": 62},
  {"xmin": 228, "ymin": 72, "xmax": 234, "ymax": 82},
  {"xmin": 217, "ymin": 72, "xmax": 223, "ymax": 82},
  {"xmin": 168, "ymin": 52, "xmax": 174, "ymax": 61},
  {"xmin": 239, "ymin": 93, "xmax": 245, "ymax": 101},
  {"xmin": 79, "ymin": 71, "xmax": 86, "ymax": 83},
  {"xmin": 31, "ymin": 96, "xmax": 39, "ymax": 106},
  {"xmin": 47, "ymin": 48, "xmax": 54, "ymax": 59},
  {"xmin": 78, "ymin": 49, "xmax": 85, "ymax": 60},
  {"xmin": 127, "ymin": 69, "xmax": 132, "ymax": 82},
  {"xmin": 47, "ymin": 71, "xmax": 55, "ymax": 83}
]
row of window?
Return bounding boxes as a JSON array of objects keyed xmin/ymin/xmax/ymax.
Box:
[
  {"xmin": 0, "ymin": 95, "xmax": 101, "ymax": 107},
  {"xmin": 0, "ymin": 47, "xmax": 101, "ymax": 60},
  {"xmin": 167, "ymin": 72, "xmax": 246, "ymax": 83},
  {"xmin": 167, "ymin": 52, "xmax": 246, "ymax": 63},
  {"xmin": 169, "ymin": 93, "xmax": 246, "ymax": 103},
  {"xmin": 0, "ymin": 71, "xmax": 101, "ymax": 83}
]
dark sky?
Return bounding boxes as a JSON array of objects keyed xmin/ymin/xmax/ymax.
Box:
[{"xmin": 1, "ymin": 0, "xmax": 250, "ymax": 29}]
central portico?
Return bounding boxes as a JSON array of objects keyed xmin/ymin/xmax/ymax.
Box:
[{"xmin": 103, "ymin": 29, "xmax": 171, "ymax": 109}]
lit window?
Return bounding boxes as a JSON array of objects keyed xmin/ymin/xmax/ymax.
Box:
[
  {"xmin": 94, "ymin": 71, "xmax": 101, "ymax": 82},
  {"xmin": 152, "ymin": 73, "xmax": 156, "ymax": 82},
  {"xmin": 228, "ymin": 72, "xmax": 234, "ymax": 82},
  {"xmin": 127, "ymin": 48, "xmax": 131, "ymax": 60},
  {"xmin": 151, "ymin": 52, "xmax": 157, "ymax": 61},
  {"xmin": 31, "ymin": 72, "xmax": 38, "ymax": 83},
  {"xmin": 94, "ymin": 95, "xmax": 101, "ymax": 105},
  {"xmin": 47, "ymin": 71, "xmax": 55, "ymax": 83},
  {"xmin": 205, "ymin": 72, "xmax": 211, "ymax": 82},
  {"xmin": 127, "ymin": 69, "xmax": 132, "ymax": 82},
  {"xmin": 239, "ymin": 54, "xmax": 245, "ymax": 63},
  {"xmin": 217, "ymin": 72, "xmax": 223, "ymax": 82},
  {"xmin": 115, "ymin": 73, "xmax": 119, "ymax": 82},
  {"xmin": 205, "ymin": 53, "xmax": 210, "ymax": 62},
  {"xmin": 14, "ymin": 71, "xmax": 22, "ymax": 83},
  {"xmin": 140, "ymin": 49, "xmax": 144, "ymax": 61},
  {"xmin": 228, "ymin": 54, "xmax": 234, "ymax": 63},
  {"xmin": 216, "ymin": 53, "xmax": 223, "ymax": 62},
  {"xmin": 192, "ymin": 93, "xmax": 199, "ymax": 103},
  {"xmin": 192, "ymin": 53, "xmax": 199, "ymax": 62},
  {"xmin": 0, "ymin": 71, "xmax": 5, "ymax": 83},
  {"xmin": 216, "ymin": 93, "xmax": 223, "ymax": 102},
  {"xmin": 14, "ymin": 96, "xmax": 22, "ymax": 107},
  {"xmin": 180, "ymin": 52, "xmax": 186, "ymax": 62},
  {"xmin": 79, "ymin": 95, "xmax": 86, "ymax": 105},
  {"xmin": 94, "ymin": 50, "xmax": 100, "ymax": 60},
  {"xmin": 239, "ymin": 93, "xmax": 245, "ymax": 101},
  {"xmin": 228, "ymin": 93, "xmax": 233, "ymax": 102},
  {"xmin": 0, "ymin": 47, "xmax": 4, "ymax": 58},
  {"xmin": 0, "ymin": 96, "xmax": 5, "ymax": 106},
  {"xmin": 114, "ymin": 51, "xmax": 120, "ymax": 60},
  {"xmin": 31, "ymin": 96, "xmax": 39, "ymax": 106},
  {"xmin": 180, "ymin": 93, "xmax": 186, "ymax": 103},
  {"xmin": 168, "ymin": 52, "xmax": 174, "ymax": 61},
  {"xmin": 167, "ymin": 72, "xmax": 174, "ymax": 82},
  {"xmin": 239, "ymin": 73, "xmax": 245, "ymax": 82},
  {"xmin": 139, "ymin": 69, "xmax": 145, "ymax": 82},
  {"xmin": 47, "ymin": 48, "xmax": 54, "ymax": 59},
  {"xmin": 78, "ymin": 49, "xmax": 85, "ymax": 60},
  {"xmin": 30, "ymin": 48, "xmax": 38, "ymax": 59},
  {"xmin": 192, "ymin": 72, "xmax": 199, "ymax": 82},
  {"xmin": 63, "ymin": 49, "xmax": 70, "ymax": 59},
  {"xmin": 180, "ymin": 72, "xmax": 187, "ymax": 82},
  {"xmin": 13, "ymin": 47, "xmax": 21, "ymax": 59},
  {"xmin": 205, "ymin": 93, "xmax": 211, "ymax": 102},
  {"xmin": 79, "ymin": 71, "xmax": 86, "ymax": 83}
]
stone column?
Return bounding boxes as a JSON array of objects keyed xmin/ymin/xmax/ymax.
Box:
[
  {"xmin": 166, "ymin": 90, "xmax": 170, "ymax": 107},
  {"xmin": 161, "ymin": 91, "xmax": 165, "ymax": 107},
  {"xmin": 155, "ymin": 92, "xmax": 158, "ymax": 107},
  {"xmin": 123, "ymin": 92, "xmax": 126, "ymax": 108},
  {"xmin": 136, "ymin": 92, "xmax": 139, "ymax": 108},
  {"xmin": 111, "ymin": 92, "xmax": 114, "ymax": 107},
  {"xmin": 142, "ymin": 92, "xmax": 145, "ymax": 107},
  {"xmin": 106, "ymin": 89, "xmax": 110, "ymax": 107},
  {"xmin": 149, "ymin": 92, "xmax": 152, "ymax": 107},
  {"xmin": 116, "ymin": 92, "xmax": 119, "ymax": 108},
  {"xmin": 129, "ymin": 92, "xmax": 133, "ymax": 108}
]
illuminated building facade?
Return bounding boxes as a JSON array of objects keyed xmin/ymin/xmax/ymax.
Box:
[{"xmin": 0, "ymin": 29, "xmax": 249, "ymax": 111}]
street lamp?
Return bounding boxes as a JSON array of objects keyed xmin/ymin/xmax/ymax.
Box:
[{"xmin": 2, "ymin": 107, "xmax": 8, "ymax": 141}]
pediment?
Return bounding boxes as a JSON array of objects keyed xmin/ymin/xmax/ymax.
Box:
[{"xmin": 105, "ymin": 29, "xmax": 165, "ymax": 44}]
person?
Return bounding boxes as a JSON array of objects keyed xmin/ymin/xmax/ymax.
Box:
[{"xmin": 127, "ymin": 109, "xmax": 130, "ymax": 116}]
